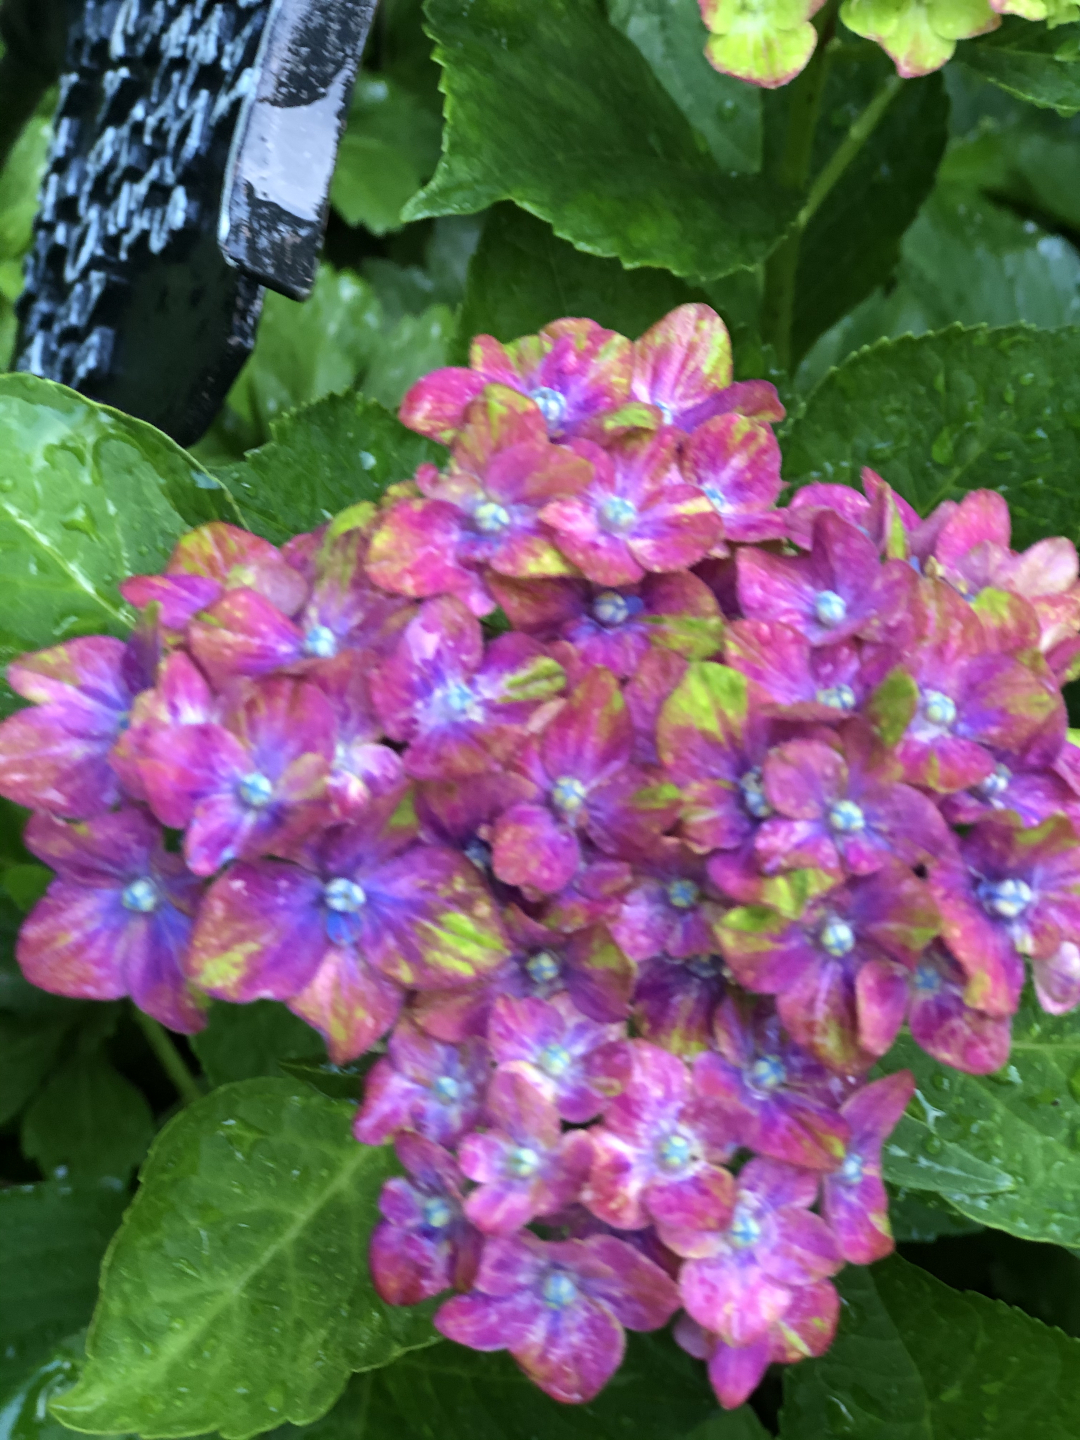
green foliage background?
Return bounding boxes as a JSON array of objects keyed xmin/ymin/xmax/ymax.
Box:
[{"xmin": 1, "ymin": 1, "xmax": 1080, "ymax": 1437}]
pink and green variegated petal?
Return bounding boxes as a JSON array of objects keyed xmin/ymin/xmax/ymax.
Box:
[
  {"xmin": 715, "ymin": 906, "xmax": 817, "ymax": 995},
  {"xmin": 120, "ymin": 573, "xmax": 220, "ymax": 629},
  {"xmin": 960, "ymin": 653, "xmax": 1062, "ymax": 756},
  {"xmin": 188, "ymin": 589, "xmax": 302, "ymax": 688},
  {"xmin": 763, "ymin": 739, "xmax": 844, "ymax": 820},
  {"xmin": 168, "ymin": 522, "xmax": 308, "ymax": 615},
  {"xmin": 680, "ymin": 1255, "xmax": 792, "ymax": 1348},
  {"xmin": 359, "ymin": 847, "xmax": 508, "ymax": 989},
  {"xmin": 486, "ymin": 574, "xmax": 585, "ymax": 635},
  {"xmin": 288, "ymin": 944, "xmax": 404, "ymax": 1063},
  {"xmin": 842, "ymin": 1071, "xmax": 915, "ymax": 1149},
  {"xmin": 486, "ymin": 525, "xmax": 583, "ymax": 581},
  {"xmin": 186, "ymin": 861, "xmax": 326, "ymax": 1000},
  {"xmin": 0, "ymin": 708, "xmax": 123, "ymax": 818},
  {"xmin": 823, "ymin": 1169, "xmax": 893, "ymax": 1264},
  {"xmin": 541, "ymin": 666, "xmax": 633, "ymax": 782},
  {"xmin": 584, "ymin": 1132, "xmax": 648, "ymax": 1229},
  {"xmin": 754, "ymin": 818, "xmax": 839, "ymax": 876},
  {"xmin": 715, "ymin": 379, "xmax": 786, "ymax": 424},
  {"xmin": 657, "ymin": 660, "xmax": 748, "ymax": 784},
  {"xmin": 572, "ymin": 1234, "xmax": 681, "ymax": 1331},
  {"xmin": 646, "ymin": 1165, "xmax": 735, "ymax": 1233},
  {"xmin": 21, "ymin": 808, "xmax": 144, "ymax": 884},
  {"xmin": 934, "ymin": 487, "xmax": 1011, "ymax": 567},
  {"xmin": 681, "ymin": 777, "xmax": 755, "ymax": 854},
  {"xmin": 633, "ymin": 953, "xmax": 727, "ymax": 1056},
  {"xmin": 540, "ymin": 496, "xmax": 644, "ymax": 587},
  {"xmin": 371, "ymin": 595, "xmax": 483, "ymax": 738},
  {"xmin": 778, "ymin": 956, "xmax": 870, "ymax": 1075},
  {"xmin": 707, "ymin": 1336, "xmax": 771, "ymax": 1411},
  {"xmin": 970, "ymin": 588, "xmax": 1041, "ymax": 654},
  {"xmin": 768, "ymin": 1278, "xmax": 839, "ymax": 1364},
  {"xmin": 370, "ymin": 1220, "xmax": 452, "ymax": 1305},
  {"xmin": 328, "ymin": 741, "xmax": 405, "ymax": 821},
  {"xmin": 931, "ymin": 871, "xmax": 1024, "ymax": 1017},
  {"xmin": 453, "ymin": 384, "xmax": 550, "ymax": 475},
  {"xmin": 435, "ymin": 1289, "xmax": 541, "ymax": 1358},
  {"xmin": 631, "ymin": 304, "xmax": 733, "ymax": 416},
  {"xmin": 1031, "ymin": 942, "xmax": 1080, "ymax": 1015},
  {"xmin": 367, "ymin": 500, "xmax": 493, "ymax": 615},
  {"xmin": 586, "ymin": 769, "xmax": 682, "ymax": 858},
  {"xmin": 855, "ymin": 957, "xmax": 910, "ymax": 1058},
  {"xmin": 564, "ymin": 925, "xmax": 635, "ymax": 1022},
  {"xmin": 139, "ymin": 723, "xmax": 247, "ymax": 829},
  {"xmin": 739, "ymin": 1156, "xmax": 820, "ymax": 1213},
  {"xmin": 7, "ymin": 635, "xmax": 130, "ymax": 711},
  {"xmin": 125, "ymin": 907, "xmax": 205, "ymax": 1033},
  {"xmin": 703, "ymin": 1, "xmax": 819, "ymax": 88},
  {"xmin": 640, "ymin": 571, "xmax": 725, "ymax": 660},
  {"xmin": 898, "ymin": 732, "xmax": 996, "ymax": 793},
  {"xmin": 514, "ymin": 1294, "xmax": 626, "ymax": 1405},
  {"xmin": 1001, "ymin": 536, "xmax": 1079, "ymax": 599},
  {"xmin": 681, "ymin": 414, "xmax": 783, "ymax": 526},
  {"xmin": 494, "ymin": 801, "xmax": 580, "ymax": 894},
  {"xmin": 628, "ymin": 492, "xmax": 723, "ymax": 575},
  {"xmin": 785, "ymin": 486, "xmax": 873, "ymax": 551},
  {"xmin": 399, "ymin": 367, "xmax": 489, "ymax": 443},
  {"xmin": 909, "ymin": 953, "xmax": 1012, "ymax": 1073},
  {"xmin": 17, "ymin": 882, "xmax": 132, "ymax": 1001},
  {"xmin": 761, "ymin": 1209, "xmax": 842, "ymax": 1288}
]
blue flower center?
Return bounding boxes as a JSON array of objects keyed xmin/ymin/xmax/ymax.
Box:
[
  {"xmin": 667, "ymin": 878, "xmax": 700, "ymax": 910},
  {"xmin": 324, "ymin": 877, "xmax": 367, "ymax": 912},
  {"xmin": 552, "ymin": 776, "xmax": 587, "ymax": 815},
  {"xmin": 422, "ymin": 1197, "xmax": 453, "ymax": 1229},
  {"xmin": 542, "ymin": 1270, "xmax": 578, "ymax": 1309},
  {"xmin": 531, "ymin": 386, "xmax": 567, "ymax": 430},
  {"xmin": 839, "ymin": 1151, "xmax": 865, "ymax": 1185},
  {"xmin": 237, "ymin": 771, "xmax": 274, "ymax": 808},
  {"xmin": 433, "ymin": 1074, "xmax": 460, "ymax": 1102},
  {"xmin": 526, "ymin": 949, "xmax": 561, "ymax": 985},
  {"xmin": 464, "ymin": 838, "xmax": 492, "ymax": 871},
  {"xmin": 656, "ymin": 1133, "xmax": 694, "ymax": 1172},
  {"xmin": 820, "ymin": 916, "xmax": 856, "ymax": 957},
  {"xmin": 506, "ymin": 1145, "xmax": 541, "ymax": 1179},
  {"xmin": 592, "ymin": 590, "xmax": 631, "ymax": 627},
  {"xmin": 922, "ymin": 689, "xmax": 957, "ymax": 728},
  {"xmin": 302, "ymin": 624, "xmax": 337, "ymax": 659},
  {"xmin": 474, "ymin": 500, "xmax": 511, "ymax": 534},
  {"xmin": 978, "ymin": 763, "xmax": 1011, "ymax": 799},
  {"xmin": 600, "ymin": 495, "xmax": 637, "ymax": 531},
  {"xmin": 441, "ymin": 680, "xmax": 481, "ymax": 721},
  {"xmin": 728, "ymin": 1206, "xmax": 762, "ymax": 1249},
  {"xmin": 539, "ymin": 1043, "xmax": 572, "ymax": 1078},
  {"xmin": 828, "ymin": 799, "xmax": 865, "ymax": 834},
  {"xmin": 687, "ymin": 952, "xmax": 724, "ymax": 980},
  {"xmin": 816, "ymin": 684, "xmax": 857, "ymax": 712},
  {"xmin": 979, "ymin": 877, "xmax": 1033, "ymax": 920},
  {"xmin": 914, "ymin": 961, "xmax": 942, "ymax": 994},
  {"xmin": 814, "ymin": 590, "xmax": 847, "ymax": 627},
  {"xmin": 701, "ymin": 482, "xmax": 730, "ymax": 514},
  {"xmin": 739, "ymin": 767, "xmax": 772, "ymax": 819},
  {"xmin": 121, "ymin": 877, "xmax": 159, "ymax": 913},
  {"xmin": 748, "ymin": 1055, "xmax": 786, "ymax": 1092}
]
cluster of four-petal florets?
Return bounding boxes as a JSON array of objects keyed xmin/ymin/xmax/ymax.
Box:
[{"xmin": 2, "ymin": 304, "xmax": 1080, "ymax": 1410}]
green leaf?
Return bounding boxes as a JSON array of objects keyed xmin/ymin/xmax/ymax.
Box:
[
  {"xmin": 958, "ymin": 18, "xmax": 1080, "ymax": 114},
  {"xmin": 0, "ymin": 1335, "xmax": 116, "ymax": 1440},
  {"xmin": 0, "ymin": 374, "xmax": 239, "ymax": 714},
  {"xmin": 790, "ymin": 49, "xmax": 948, "ymax": 364},
  {"xmin": 20, "ymin": 1048, "xmax": 154, "ymax": 1181},
  {"xmin": 779, "ymin": 1253, "xmax": 1080, "ymax": 1439},
  {"xmin": 0, "ymin": 1180, "xmax": 127, "ymax": 1395},
  {"xmin": 887, "ymin": 1185, "xmax": 985, "ymax": 1243},
  {"xmin": 215, "ymin": 392, "xmax": 444, "ymax": 546},
  {"xmin": 361, "ymin": 305, "xmax": 455, "ymax": 411},
  {"xmin": 265, "ymin": 1330, "xmax": 768, "ymax": 1440},
  {"xmin": 781, "ymin": 323, "xmax": 1080, "ymax": 552},
  {"xmin": 407, "ymin": 0, "xmax": 796, "ymax": 279},
  {"xmin": 52, "ymin": 1079, "xmax": 438, "ymax": 1440},
  {"xmin": 276, "ymin": 1054, "xmax": 375, "ymax": 1101},
  {"xmin": 331, "ymin": 74, "xmax": 443, "ymax": 234},
  {"xmin": 878, "ymin": 996, "xmax": 1080, "ymax": 1245},
  {"xmin": 454, "ymin": 204, "xmax": 707, "ymax": 363},
  {"xmin": 0, "ymin": 108, "xmax": 50, "ymax": 266},
  {"xmin": 191, "ymin": 1000, "xmax": 325, "ymax": 1087},
  {"xmin": 798, "ymin": 187, "xmax": 1080, "ymax": 390},
  {"xmin": 606, "ymin": 0, "xmax": 761, "ymax": 173}
]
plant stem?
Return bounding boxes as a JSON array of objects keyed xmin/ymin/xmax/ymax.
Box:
[
  {"xmin": 133, "ymin": 1006, "xmax": 203, "ymax": 1106},
  {"xmin": 761, "ymin": 17, "xmax": 905, "ymax": 374}
]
